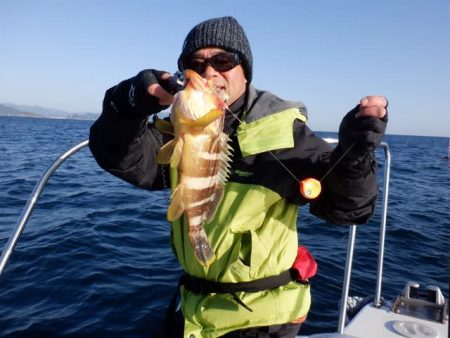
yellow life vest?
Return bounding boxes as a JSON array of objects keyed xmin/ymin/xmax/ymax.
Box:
[{"xmin": 170, "ymin": 108, "xmax": 310, "ymax": 338}]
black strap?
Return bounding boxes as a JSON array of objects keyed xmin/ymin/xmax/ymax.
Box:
[
  {"xmin": 180, "ymin": 269, "xmax": 298, "ymax": 295},
  {"xmin": 161, "ymin": 282, "xmax": 181, "ymax": 337}
]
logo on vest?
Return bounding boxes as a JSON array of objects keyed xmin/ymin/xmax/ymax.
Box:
[{"xmin": 233, "ymin": 169, "xmax": 253, "ymax": 178}]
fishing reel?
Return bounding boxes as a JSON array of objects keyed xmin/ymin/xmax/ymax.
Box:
[{"xmin": 163, "ymin": 71, "xmax": 184, "ymax": 95}]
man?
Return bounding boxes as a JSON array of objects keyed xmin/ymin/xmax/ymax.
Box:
[{"xmin": 89, "ymin": 16, "xmax": 387, "ymax": 338}]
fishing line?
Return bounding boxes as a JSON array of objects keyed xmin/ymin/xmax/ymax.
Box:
[
  {"xmin": 319, "ymin": 142, "xmax": 356, "ymax": 182},
  {"xmin": 225, "ymin": 107, "xmax": 355, "ymax": 199},
  {"xmin": 224, "ymin": 107, "xmax": 300, "ymax": 182},
  {"xmin": 168, "ymin": 72, "xmax": 353, "ymax": 199}
]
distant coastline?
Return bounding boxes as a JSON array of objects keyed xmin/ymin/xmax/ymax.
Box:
[
  {"xmin": 0, "ymin": 103, "xmax": 99, "ymax": 121},
  {"xmin": 1, "ymin": 103, "xmax": 447, "ymax": 138}
]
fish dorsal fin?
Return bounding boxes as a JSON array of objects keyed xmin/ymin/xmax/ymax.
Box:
[
  {"xmin": 203, "ymin": 132, "xmax": 232, "ymax": 222},
  {"xmin": 218, "ymin": 132, "xmax": 233, "ymax": 183},
  {"xmin": 185, "ymin": 108, "xmax": 223, "ymax": 129},
  {"xmin": 167, "ymin": 185, "xmax": 184, "ymax": 222}
]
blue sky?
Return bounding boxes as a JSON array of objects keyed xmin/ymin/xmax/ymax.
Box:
[{"xmin": 1, "ymin": 0, "xmax": 449, "ymax": 136}]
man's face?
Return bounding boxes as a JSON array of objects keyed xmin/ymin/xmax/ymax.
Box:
[{"xmin": 186, "ymin": 48, "xmax": 247, "ymax": 106}]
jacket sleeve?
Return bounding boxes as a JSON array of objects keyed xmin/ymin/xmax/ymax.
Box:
[
  {"xmin": 309, "ymin": 145, "xmax": 379, "ymax": 225},
  {"xmin": 89, "ymin": 84, "xmax": 171, "ymax": 190},
  {"xmin": 291, "ymin": 122, "xmax": 378, "ymax": 225}
]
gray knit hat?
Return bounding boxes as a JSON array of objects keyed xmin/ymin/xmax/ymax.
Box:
[{"xmin": 177, "ymin": 16, "xmax": 253, "ymax": 83}]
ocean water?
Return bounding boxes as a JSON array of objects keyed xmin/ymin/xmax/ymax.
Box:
[{"xmin": 0, "ymin": 116, "xmax": 448, "ymax": 337}]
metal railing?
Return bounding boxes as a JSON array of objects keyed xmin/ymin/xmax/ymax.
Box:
[
  {"xmin": 0, "ymin": 138, "xmax": 391, "ymax": 335},
  {"xmin": 336, "ymin": 142, "xmax": 391, "ymax": 333},
  {"xmin": 0, "ymin": 139, "xmax": 90, "ymax": 276}
]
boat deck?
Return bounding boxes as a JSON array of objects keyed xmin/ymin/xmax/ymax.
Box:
[
  {"xmin": 344, "ymin": 303, "xmax": 447, "ymax": 338},
  {"xmin": 299, "ymin": 303, "xmax": 448, "ymax": 338}
]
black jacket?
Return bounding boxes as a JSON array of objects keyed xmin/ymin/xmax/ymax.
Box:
[{"xmin": 90, "ymin": 84, "xmax": 379, "ymax": 225}]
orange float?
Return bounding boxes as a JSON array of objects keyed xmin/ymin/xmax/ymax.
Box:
[{"xmin": 299, "ymin": 178, "xmax": 321, "ymax": 199}]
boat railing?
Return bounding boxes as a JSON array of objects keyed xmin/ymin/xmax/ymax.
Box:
[
  {"xmin": 0, "ymin": 139, "xmax": 90, "ymax": 276},
  {"xmin": 323, "ymin": 139, "xmax": 391, "ymax": 334},
  {"xmin": 0, "ymin": 138, "xmax": 391, "ymax": 335}
]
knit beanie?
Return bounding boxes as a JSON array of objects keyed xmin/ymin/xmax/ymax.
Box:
[{"xmin": 177, "ymin": 16, "xmax": 253, "ymax": 83}]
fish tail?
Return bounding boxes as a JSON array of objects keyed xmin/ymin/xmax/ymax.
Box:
[{"xmin": 189, "ymin": 225, "xmax": 216, "ymax": 266}]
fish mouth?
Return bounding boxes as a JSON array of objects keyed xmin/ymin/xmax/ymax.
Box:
[
  {"xmin": 215, "ymin": 87, "xmax": 229, "ymax": 103},
  {"xmin": 183, "ymin": 69, "xmax": 229, "ymax": 102},
  {"xmin": 184, "ymin": 69, "xmax": 207, "ymax": 91}
]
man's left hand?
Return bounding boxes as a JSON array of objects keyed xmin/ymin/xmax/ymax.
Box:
[
  {"xmin": 338, "ymin": 95, "xmax": 388, "ymax": 154},
  {"xmin": 355, "ymin": 96, "xmax": 388, "ymax": 119}
]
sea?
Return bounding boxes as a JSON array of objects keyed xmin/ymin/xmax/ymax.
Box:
[{"xmin": 0, "ymin": 116, "xmax": 448, "ymax": 337}]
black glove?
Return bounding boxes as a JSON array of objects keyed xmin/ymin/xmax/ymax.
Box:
[
  {"xmin": 338, "ymin": 105, "xmax": 388, "ymax": 156},
  {"xmin": 110, "ymin": 69, "xmax": 173, "ymax": 119}
]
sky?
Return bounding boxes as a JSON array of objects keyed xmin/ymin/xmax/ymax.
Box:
[{"xmin": 0, "ymin": 0, "xmax": 449, "ymax": 137}]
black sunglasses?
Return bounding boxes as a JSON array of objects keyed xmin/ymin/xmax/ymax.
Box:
[{"xmin": 185, "ymin": 52, "xmax": 241, "ymax": 74}]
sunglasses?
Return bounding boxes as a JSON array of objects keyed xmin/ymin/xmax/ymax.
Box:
[{"xmin": 184, "ymin": 52, "xmax": 241, "ymax": 74}]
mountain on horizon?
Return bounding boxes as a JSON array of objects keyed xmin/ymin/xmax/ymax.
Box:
[{"xmin": 0, "ymin": 103, "xmax": 99, "ymax": 120}]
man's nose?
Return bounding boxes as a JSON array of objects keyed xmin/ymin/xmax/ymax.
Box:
[{"xmin": 202, "ymin": 64, "xmax": 218, "ymax": 78}]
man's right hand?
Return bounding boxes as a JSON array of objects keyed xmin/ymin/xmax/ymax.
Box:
[
  {"xmin": 130, "ymin": 69, "xmax": 176, "ymax": 116},
  {"xmin": 109, "ymin": 69, "xmax": 177, "ymax": 118},
  {"xmin": 145, "ymin": 71, "xmax": 177, "ymax": 106}
]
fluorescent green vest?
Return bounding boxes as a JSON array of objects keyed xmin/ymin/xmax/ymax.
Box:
[{"xmin": 170, "ymin": 109, "xmax": 310, "ymax": 338}]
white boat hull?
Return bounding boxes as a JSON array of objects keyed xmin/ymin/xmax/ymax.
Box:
[{"xmin": 299, "ymin": 302, "xmax": 448, "ymax": 338}]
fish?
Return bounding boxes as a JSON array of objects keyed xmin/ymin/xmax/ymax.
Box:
[{"xmin": 156, "ymin": 70, "xmax": 232, "ymax": 266}]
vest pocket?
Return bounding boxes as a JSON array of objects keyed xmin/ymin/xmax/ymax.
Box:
[
  {"xmin": 228, "ymin": 228, "xmax": 271, "ymax": 280},
  {"xmin": 239, "ymin": 231, "xmax": 252, "ymax": 267},
  {"xmin": 227, "ymin": 232, "xmax": 251, "ymax": 281}
]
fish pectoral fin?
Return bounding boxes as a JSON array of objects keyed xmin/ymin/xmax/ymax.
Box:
[
  {"xmin": 157, "ymin": 140, "xmax": 176, "ymax": 165},
  {"xmin": 155, "ymin": 118, "xmax": 174, "ymax": 135},
  {"xmin": 186, "ymin": 109, "xmax": 223, "ymax": 129},
  {"xmin": 156, "ymin": 138, "xmax": 183, "ymax": 168},
  {"xmin": 167, "ymin": 186, "xmax": 184, "ymax": 221},
  {"xmin": 171, "ymin": 138, "xmax": 184, "ymax": 168}
]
